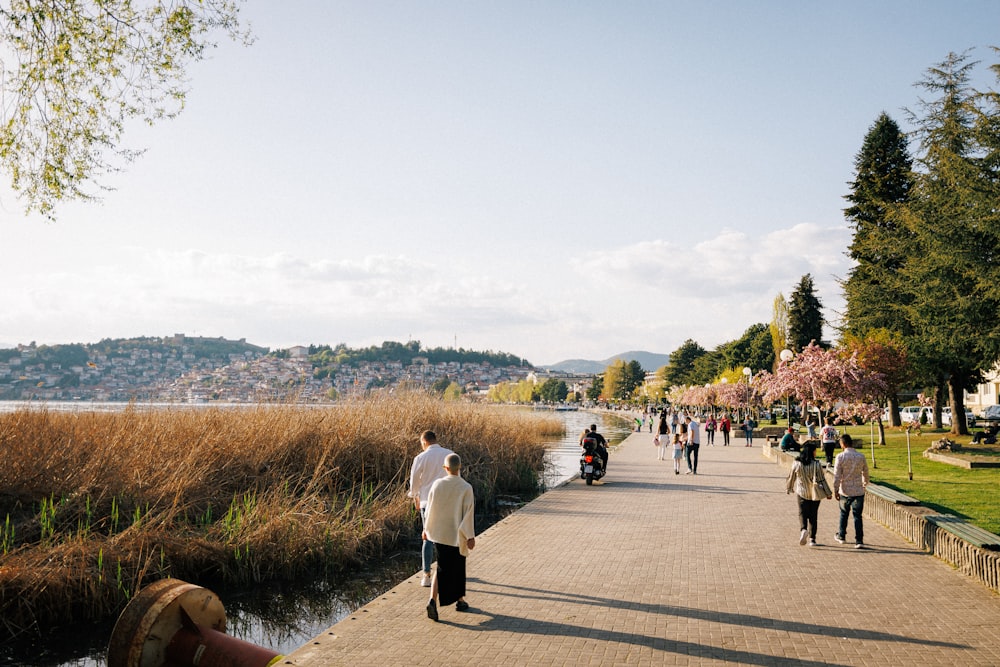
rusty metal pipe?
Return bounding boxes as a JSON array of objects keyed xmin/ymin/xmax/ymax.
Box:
[
  {"xmin": 166, "ymin": 607, "xmax": 281, "ymax": 667},
  {"xmin": 107, "ymin": 578, "xmax": 283, "ymax": 667}
]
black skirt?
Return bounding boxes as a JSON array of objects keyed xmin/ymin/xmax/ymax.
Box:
[{"xmin": 433, "ymin": 543, "xmax": 466, "ymax": 606}]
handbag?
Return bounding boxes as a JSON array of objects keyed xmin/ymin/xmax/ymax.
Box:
[{"xmin": 811, "ymin": 464, "xmax": 831, "ymax": 500}]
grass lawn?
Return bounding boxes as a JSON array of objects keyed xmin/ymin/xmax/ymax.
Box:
[{"xmin": 838, "ymin": 424, "xmax": 1000, "ymax": 537}]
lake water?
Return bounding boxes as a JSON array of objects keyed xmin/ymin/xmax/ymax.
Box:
[{"xmin": 0, "ymin": 405, "xmax": 633, "ymax": 667}]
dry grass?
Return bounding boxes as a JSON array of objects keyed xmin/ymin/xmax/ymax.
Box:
[{"xmin": 0, "ymin": 393, "xmax": 561, "ymax": 638}]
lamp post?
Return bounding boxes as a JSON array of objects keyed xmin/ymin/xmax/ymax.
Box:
[
  {"xmin": 779, "ymin": 349, "xmax": 794, "ymax": 428},
  {"xmin": 742, "ymin": 367, "xmax": 752, "ymax": 420}
]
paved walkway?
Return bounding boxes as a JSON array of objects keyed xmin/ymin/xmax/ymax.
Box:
[{"xmin": 284, "ymin": 432, "xmax": 1000, "ymax": 666}]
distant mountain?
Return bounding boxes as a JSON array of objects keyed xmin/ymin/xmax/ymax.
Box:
[{"xmin": 543, "ymin": 350, "xmax": 670, "ymax": 374}]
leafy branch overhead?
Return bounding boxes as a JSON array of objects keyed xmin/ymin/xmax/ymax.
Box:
[{"xmin": 0, "ymin": 0, "xmax": 251, "ymax": 219}]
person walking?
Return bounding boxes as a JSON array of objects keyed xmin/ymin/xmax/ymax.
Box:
[
  {"xmin": 720, "ymin": 414, "xmax": 731, "ymax": 446},
  {"xmin": 424, "ymin": 453, "xmax": 476, "ymax": 621},
  {"xmin": 655, "ymin": 412, "xmax": 669, "ymax": 461},
  {"xmin": 820, "ymin": 420, "xmax": 839, "ymax": 467},
  {"xmin": 408, "ymin": 430, "xmax": 454, "ymax": 587},
  {"xmin": 833, "ymin": 434, "xmax": 870, "ymax": 549},
  {"xmin": 806, "ymin": 413, "xmax": 819, "ymax": 440},
  {"xmin": 704, "ymin": 414, "xmax": 717, "ymax": 445},
  {"xmin": 685, "ymin": 415, "xmax": 701, "ymax": 474},
  {"xmin": 785, "ymin": 442, "xmax": 832, "ymax": 546},
  {"xmin": 649, "ymin": 412, "xmax": 655, "ymax": 433},
  {"xmin": 743, "ymin": 415, "xmax": 755, "ymax": 446},
  {"xmin": 671, "ymin": 433, "xmax": 684, "ymax": 474}
]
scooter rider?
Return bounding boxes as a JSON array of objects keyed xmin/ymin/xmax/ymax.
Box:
[{"xmin": 579, "ymin": 424, "xmax": 609, "ymax": 472}]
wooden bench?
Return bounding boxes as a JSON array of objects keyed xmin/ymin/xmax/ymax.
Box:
[
  {"xmin": 925, "ymin": 514, "xmax": 1000, "ymax": 550},
  {"xmin": 866, "ymin": 483, "xmax": 921, "ymax": 506}
]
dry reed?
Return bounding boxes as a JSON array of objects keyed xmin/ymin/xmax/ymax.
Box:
[{"xmin": 0, "ymin": 393, "xmax": 561, "ymax": 638}]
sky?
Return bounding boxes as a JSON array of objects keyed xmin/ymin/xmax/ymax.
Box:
[{"xmin": 2, "ymin": 1, "xmax": 999, "ymax": 367}]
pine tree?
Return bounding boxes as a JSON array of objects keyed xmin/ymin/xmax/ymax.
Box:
[
  {"xmin": 662, "ymin": 340, "xmax": 707, "ymax": 387},
  {"xmin": 901, "ymin": 51, "xmax": 1000, "ymax": 434},
  {"xmin": 787, "ymin": 274, "xmax": 824, "ymax": 351},
  {"xmin": 842, "ymin": 113, "xmax": 915, "ymax": 336}
]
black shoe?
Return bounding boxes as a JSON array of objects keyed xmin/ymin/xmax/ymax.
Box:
[
  {"xmin": 455, "ymin": 600, "xmax": 470, "ymax": 612},
  {"xmin": 426, "ymin": 599, "xmax": 438, "ymax": 621}
]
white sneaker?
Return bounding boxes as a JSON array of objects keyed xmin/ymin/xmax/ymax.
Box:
[
  {"xmin": 420, "ymin": 573, "xmax": 431, "ymax": 587},
  {"xmin": 799, "ymin": 529, "xmax": 808, "ymax": 546},
  {"xmin": 808, "ymin": 539, "xmax": 818, "ymax": 547}
]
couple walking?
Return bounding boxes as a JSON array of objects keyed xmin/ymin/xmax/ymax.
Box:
[
  {"xmin": 786, "ymin": 434, "xmax": 868, "ymax": 548},
  {"xmin": 408, "ymin": 431, "xmax": 476, "ymax": 621}
]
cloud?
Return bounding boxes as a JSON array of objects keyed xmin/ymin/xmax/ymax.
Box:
[{"xmin": 0, "ymin": 223, "xmax": 855, "ymax": 366}]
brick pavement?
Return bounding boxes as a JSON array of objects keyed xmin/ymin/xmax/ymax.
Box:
[{"xmin": 282, "ymin": 432, "xmax": 1000, "ymax": 666}]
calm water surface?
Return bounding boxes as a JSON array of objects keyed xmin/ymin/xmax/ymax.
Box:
[{"xmin": 0, "ymin": 405, "xmax": 633, "ymax": 667}]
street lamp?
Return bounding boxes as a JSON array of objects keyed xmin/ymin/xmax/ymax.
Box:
[
  {"xmin": 742, "ymin": 367, "xmax": 752, "ymax": 419},
  {"xmin": 779, "ymin": 349, "xmax": 794, "ymax": 427}
]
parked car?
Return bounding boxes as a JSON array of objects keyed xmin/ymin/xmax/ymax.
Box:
[
  {"xmin": 980, "ymin": 405, "xmax": 1000, "ymax": 424},
  {"xmin": 941, "ymin": 407, "xmax": 976, "ymax": 427},
  {"xmin": 898, "ymin": 406, "xmax": 931, "ymax": 424}
]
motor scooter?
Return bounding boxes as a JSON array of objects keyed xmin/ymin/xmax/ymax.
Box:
[{"xmin": 579, "ymin": 439, "xmax": 606, "ymax": 485}]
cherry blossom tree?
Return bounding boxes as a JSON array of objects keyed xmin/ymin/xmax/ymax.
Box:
[
  {"xmin": 761, "ymin": 342, "xmax": 887, "ymax": 428},
  {"xmin": 841, "ymin": 330, "xmax": 912, "ymax": 441}
]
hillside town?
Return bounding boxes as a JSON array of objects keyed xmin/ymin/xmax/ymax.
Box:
[{"xmin": 0, "ymin": 336, "xmax": 541, "ymax": 403}]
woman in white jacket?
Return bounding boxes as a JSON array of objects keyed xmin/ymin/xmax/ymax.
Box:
[
  {"xmin": 785, "ymin": 443, "xmax": 832, "ymax": 547},
  {"xmin": 423, "ymin": 453, "xmax": 476, "ymax": 620}
]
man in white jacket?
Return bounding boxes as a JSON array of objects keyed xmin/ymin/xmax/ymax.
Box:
[
  {"xmin": 423, "ymin": 453, "xmax": 476, "ymax": 621},
  {"xmin": 408, "ymin": 430, "xmax": 454, "ymax": 587}
]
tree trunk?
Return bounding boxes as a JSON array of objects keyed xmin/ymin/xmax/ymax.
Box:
[
  {"xmin": 932, "ymin": 380, "xmax": 945, "ymax": 430},
  {"xmin": 948, "ymin": 377, "xmax": 970, "ymax": 436},
  {"xmin": 888, "ymin": 394, "xmax": 901, "ymax": 427}
]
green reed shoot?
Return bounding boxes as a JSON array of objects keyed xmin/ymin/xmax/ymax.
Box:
[
  {"xmin": 110, "ymin": 496, "xmax": 120, "ymax": 533},
  {"xmin": 38, "ymin": 495, "xmax": 57, "ymax": 544},
  {"xmin": 222, "ymin": 491, "xmax": 257, "ymax": 541},
  {"xmin": 116, "ymin": 559, "xmax": 129, "ymax": 598},
  {"xmin": 1, "ymin": 514, "xmax": 13, "ymax": 554},
  {"xmin": 200, "ymin": 503, "xmax": 213, "ymax": 527}
]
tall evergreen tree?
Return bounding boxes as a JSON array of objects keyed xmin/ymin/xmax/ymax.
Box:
[
  {"xmin": 901, "ymin": 51, "xmax": 1000, "ymax": 435},
  {"xmin": 716, "ymin": 323, "xmax": 774, "ymax": 374},
  {"xmin": 974, "ymin": 50, "xmax": 1000, "ymax": 302},
  {"xmin": 602, "ymin": 359, "xmax": 645, "ymax": 400},
  {"xmin": 662, "ymin": 339, "xmax": 707, "ymax": 387},
  {"xmin": 625, "ymin": 360, "xmax": 646, "ymax": 398},
  {"xmin": 842, "ymin": 112, "xmax": 915, "ymax": 336},
  {"xmin": 787, "ymin": 274, "xmax": 824, "ymax": 351}
]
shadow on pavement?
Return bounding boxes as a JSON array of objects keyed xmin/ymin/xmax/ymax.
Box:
[{"xmin": 466, "ymin": 578, "xmax": 968, "ymax": 651}]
